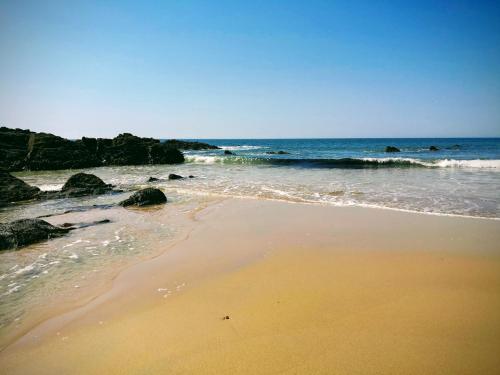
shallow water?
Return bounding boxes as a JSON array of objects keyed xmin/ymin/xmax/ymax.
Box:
[{"xmin": 1, "ymin": 137, "xmax": 499, "ymax": 342}]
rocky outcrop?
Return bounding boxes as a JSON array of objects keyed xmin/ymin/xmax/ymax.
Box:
[
  {"xmin": 429, "ymin": 146, "xmax": 439, "ymax": 151},
  {"xmin": 0, "ymin": 171, "xmax": 40, "ymax": 206},
  {"xmin": 385, "ymin": 146, "xmax": 400, "ymax": 153},
  {"xmin": 163, "ymin": 139, "xmax": 220, "ymax": 150},
  {"xmin": 224, "ymin": 150, "xmax": 234, "ymax": 155},
  {"xmin": 0, "ymin": 127, "xmax": 216, "ymax": 172},
  {"xmin": 0, "ymin": 219, "xmax": 69, "ymax": 250},
  {"xmin": 119, "ymin": 188, "xmax": 167, "ymax": 207}
]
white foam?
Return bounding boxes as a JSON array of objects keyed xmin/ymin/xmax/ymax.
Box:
[
  {"xmin": 361, "ymin": 157, "xmax": 500, "ymax": 169},
  {"xmin": 220, "ymin": 145, "xmax": 267, "ymax": 151}
]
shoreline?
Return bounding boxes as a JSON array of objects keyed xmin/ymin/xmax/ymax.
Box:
[{"xmin": 1, "ymin": 198, "xmax": 499, "ymax": 373}]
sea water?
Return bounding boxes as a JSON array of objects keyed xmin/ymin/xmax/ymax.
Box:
[{"xmin": 1, "ymin": 137, "xmax": 499, "ymax": 340}]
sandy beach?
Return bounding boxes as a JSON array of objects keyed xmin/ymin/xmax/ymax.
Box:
[{"xmin": 1, "ymin": 198, "xmax": 499, "ymax": 374}]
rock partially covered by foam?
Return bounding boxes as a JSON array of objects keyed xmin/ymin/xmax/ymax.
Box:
[
  {"xmin": 119, "ymin": 188, "xmax": 167, "ymax": 207},
  {"xmin": 385, "ymin": 146, "xmax": 400, "ymax": 153},
  {"xmin": 0, "ymin": 219, "xmax": 69, "ymax": 250},
  {"xmin": 0, "ymin": 171, "xmax": 40, "ymax": 206}
]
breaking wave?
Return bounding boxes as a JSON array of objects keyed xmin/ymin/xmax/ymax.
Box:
[{"xmin": 185, "ymin": 155, "xmax": 500, "ymax": 169}]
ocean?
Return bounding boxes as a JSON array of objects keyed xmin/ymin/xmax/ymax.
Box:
[{"xmin": 1, "ymin": 137, "xmax": 499, "ymax": 338}]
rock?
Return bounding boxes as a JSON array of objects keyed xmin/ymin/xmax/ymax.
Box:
[
  {"xmin": 147, "ymin": 177, "xmax": 160, "ymax": 182},
  {"xmin": 0, "ymin": 218, "xmax": 69, "ymax": 250},
  {"xmin": 0, "ymin": 171, "xmax": 40, "ymax": 205},
  {"xmin": 149, "ymin": 143, "xmax": 185, "ymax": 164},
  {"xmin": 60, "ymin": 173, "xmax": 113, "ymax": 197},
  {"xmin": 38, "ymin": 173, "xmax": 115, "ymax": 199},
  {"xmin": 61, "ymin": 219, "xmax": 111, "ymax": 230},
  {"xmin": 266, "ymin": 151, "xmax": 289, "ymax": 155},
  {"xmin": 429, "ymin": 146, "xmax": 439, "ymax": 151},
  {"xmin": 168, "ymin": 174, "xmax": 183, "ymax": 180},
  {"xmin": 385, "ymin": 146, "xmax": 400, "ymax": 153},
  {"xmin": 188, "ymin": 175, "xmax": 195, "ymax": 178},
  {"xmin": 224, "ymin": 150, "xmax": 234, "ymax": 155},
  {"xmin": 119, "ymin": 188, "xmax": 167, "ymax": 207},
  {"xmin": 0, "ymin": 127, "xmax": 32, "ymax": 171},
  {"xmin": 448, "ymin": 144, "xmax": 461, "ymax": 150},
  {"xmin": 25, "ymin": 132, "xmax": 100, "ymax": 171},
  {"xmin": 163, "ymin": 139, "xmax": 220, "ymax": 150},
  {"xmin": 0, "ymin": 127, "xmax": 185, "ymax": 171}
]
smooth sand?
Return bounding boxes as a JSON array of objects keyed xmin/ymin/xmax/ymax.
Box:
[{"xmin": 1, "ymin": 199, "xmax": 499, "ymax": 374}]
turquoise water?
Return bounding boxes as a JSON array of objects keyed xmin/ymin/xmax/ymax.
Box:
[{"xmin": 183, "ymin": 138, "xmax": 500, "ymax": 167}]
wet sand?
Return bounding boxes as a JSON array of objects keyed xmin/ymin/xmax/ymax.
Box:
[{"xmin": 1, "ymin": 199, "xmax": 500, "ymax": 374}]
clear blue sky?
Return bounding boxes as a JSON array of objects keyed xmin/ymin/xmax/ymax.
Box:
[{"xmin": 1, "ymin": 0, "xmax": 499, "ymax": 138}]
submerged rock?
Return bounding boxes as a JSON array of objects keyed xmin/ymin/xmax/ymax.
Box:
[
  {"xmin": 0, "ymin": 171, "xmax": 40, "ymax": 205},
  {"xmin": 429, "ymin": 145, "xmax": 439, "ymax": 151},
  {"xmin": 224, "ymin": 150, "xmax": 234, "ymax": 155},
  {"xmin": 385, "ymin": 146, "xmax": 400, "ymax": 153},
  {"xmin": 168, "ymin": 173, "xmax": 183, "ymax": 180},
  {"xmin": 266, "ymin": 151, "xmax": 290, "ymax": 155},
  {"xmin": 147, "ymin": 177, "xmax": 160, "ymax": 182},
  {"xmin": 119, "ymin": 188, "xmax": 167, "ymax": 207},
  {"xmin": 0, "ymin": 219, "xmax": 69, "ymax": 250}
]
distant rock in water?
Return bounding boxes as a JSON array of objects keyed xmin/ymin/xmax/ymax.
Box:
[
  {"xmin": 429, "ymin": 146, "xmax": 439, "ymax": 151},
  {"xmin": 188, "ymin": 175, "xmax": 195, "ymax": 178},
  {"xmin": 147, "ymin": 177, "xmax": 160, "ymax": 182},
  {"xmin": 0, "ymin": 127, "xmax": 187, "ymax": 172},
  {"xmin": 0, "ymin": 171, "xmax": 40, "ymax": 206},
  {"xmin": 224, "ymin": 150, "xmax": 234, "ymax": 155},
  {"xmin": 0, "ymin": 219, "xmax": 69, "ymax": 251},
  {"xmin": 168, "ymin": 173, "xmax": 183, "ymax": 180},
  {"xmin": 448, "ymin": 144, "xmax": 461, "ymax": 150},
  {"xmin": 266, "ymin": 151, "xmax": 290, "ymax": 155},
  {"xmin": 163, "ymin": 139, "xmax": 220, "ymax": 150},
  {"xmin": 119, "ymin": 188, "xmax": 167, "ymax": 207},
  {"xmin": 385, "ymin": 146, "xmax": 400, "ymax": 153}
]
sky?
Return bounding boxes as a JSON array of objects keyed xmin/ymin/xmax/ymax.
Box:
[{"xmin": 0, "ymin": 0, "xmax": 499, "ymax": 139}]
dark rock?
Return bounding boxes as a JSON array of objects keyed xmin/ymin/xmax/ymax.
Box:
[
  {"xmin": 0, "ymin": 219, "xmax": 69, "ymax": 250},
  {"xmin": 448, "ymin": 144, "xmax": 461, "ymax": 150},
  {"xmin": 163, "ymin": 140, "xmax": 219, "ymax": 150},
  {"xmin": 168, "ymin": 174, "xmax": 183, "ymax": 180},
  {"xmin": 149, "ymin": 143, "xmax": 185, "ymax": 164},
  {"xmin": 429, "ymin": 146, "xmax": 439, "ymax": 151},
  {"xmin": 61, "ymin": 219, "xmax": 111, "ymax": 230},
  {"xmin": 147, "ymin": 177, "xmax": 160, "ymax": 182},
  {"xmin": 119, "ymin": 188, "xmax": 167, "ymax": 207},
  {"xmin": 60, "ymin": 173, "xmax": 113, "ymax": 197},
  {"xmin": 0, "ymin": 171, "xmax": 40, "ymax": 205},
  {"xmin": 0, "ymin": 127, "xmax": 32, "ymax": 171},
  {"xmin": 25, "ymin": 132, "xmax": 100, "ymax": 171},
  {"xmin": 188, "ymin": 175, "xmax": 195, "ymax": 178},
  {"xmin": 224, "ymin": 150, "xmax": 234, "ymax": 155},
  {"xmin": 385, "ymin": 146, "xmax": 400, "ymax": 153},
  {"xmin": 0, "ymin": 127, "xmax": 185, "ymax": 171},
  {"xmin": 38, "ymin": 173, "xmax": 114, "ymax": 199},
  {"xmin": 266, "ymin": 151, "xmax": 289, "ymax": 155},
  {"xmin": 222, "ymin": 315, "xmax": 230, "ymax": 320}
]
